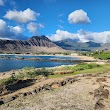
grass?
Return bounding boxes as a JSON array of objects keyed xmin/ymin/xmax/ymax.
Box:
[
  {"xmin": 48, "ymin": 73, "xmax": 74, "ymax": 78},
  {"xmin": 49, "ymin": 64, "xmax": 110, "ymax": 78},
  {"xmin": 0, "ymin": 67, "xmax": 51, "ymax": 86},
  {"xmin": 81, "ymin": 51, "xmax": 110, "ymax": 60}
]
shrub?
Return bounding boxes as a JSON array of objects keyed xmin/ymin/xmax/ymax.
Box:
[
  {"xmin": 36, "ymin": 68, "xmax": 51, "ymax": 77},
  {"xmin": 4, "ymin": 75, "xmax": 18, "ymax": 85}
]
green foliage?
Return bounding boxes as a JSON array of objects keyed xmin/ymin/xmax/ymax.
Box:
[
  {"xmin": 63, "ymin": 63, "xmax": 100, "ymax": 71},
  {"xmin": 35, "ymin": 52, "xmax": 71, "ymax": 55},
  {"xmin": 0, "ymin": 75, "xmax": 17, "ymax": 85},
  {"xmin": 81, "ymin": 51, "xmax": 110, "ymax": 60},
  {"xmin": 36, "ymin": 68, "xmax": 51, "ymax": 76},
  {"xmin": 62, "ymin": 52, "xmax": 71, "ymax": 55},
  {"xmin": 21, "ymin": 67, "xmax": 52, "ymax": 77}
]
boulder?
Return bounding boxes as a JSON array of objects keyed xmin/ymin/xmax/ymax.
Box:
[
  {"xmin": 51, "ymin": 83, "xmax": 60, "ymax": 89},
  {"xmin": 42, "ymin": 84, "xmax": 51, "ymax": 90},
  {"xmin": 31, "ymin": 89, "xmax": 37, "ymax": 95},
  {"xmin": 95, "ymin": 99, "xmax": 105, "ymax": 110},
  {"xmin": 3, "ymin": 96, "xmax": 16, "ymax": 103},
  {"xmin": 94, "ymin": 86, "xmax": 109, "ymax": 100},
  {"xmin": 0, "ymin": 100, "xmax": 4, "ymax": 105},
  {"xmin": 60, "ymin": 80, "xmax": 66, "ymax": 86},
  {"xmin": 96, "ymin": 78, "xmax": 107, "ymax": 82}
]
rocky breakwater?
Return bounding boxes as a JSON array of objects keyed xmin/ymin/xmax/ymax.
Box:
[{"xmin": 2, "ymin": 56, "xmax": 97, "ymax": 63}]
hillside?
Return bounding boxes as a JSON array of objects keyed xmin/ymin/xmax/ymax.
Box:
[
  {"xmin": 54, "ymin": 39, "xmax": 110, "ymax": 51},
  {"xmin": 0, "ymin": 36, "xmax": 64, "ymax": 54}
]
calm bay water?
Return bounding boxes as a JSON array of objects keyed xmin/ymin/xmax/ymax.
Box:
[{"xmin": 0, "ymin": 55, "xmax": 79, "ymax": 72}]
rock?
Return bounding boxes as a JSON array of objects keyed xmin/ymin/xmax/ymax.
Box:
[
  {"xmin": 43, "ymin": 84, "xmax": 51, "ymax": 90},
  {"xmin": 51, "ymin": 83, "xmax": 60, "ymax": 89},
  {"xmin": 60, "ymin": 80, "xmax": 66, "ymax": 86},
  {"xmin": 0, "ymin": 100, "xmax": 4, "ymax": 105},
  {"xmin": 95, "ymin": 99, "xmax": 105, "ymax": 110},
  {"xmin": 68, "ymin": 78, "xmax": 76, "ymax": 84},
  {"xmin": 21, "ymin": 92, "xmax": 28, "ymax": 97},
  {"xmin": 27, "ymin": 92, "xmax": 32, "ymax": 95},
  {"xmin": 3, "ymin": 96, "xmax": 16, "ymax": 103},
  {"xmin": 78, "ymin": 74, "xmax": 85, "ymax": 77},
  {"xmin": 31, "ymin": 89, "xmax": 37, "ymax": 95},
  {"xmin": 86, "ymin": 74, "xmax": 93, "ymax": 77},
  {"xmin": 35, "ymin": 88, "xmax": 40, "ymax": 93},
  {"xmin": 94, "ymin": 86, "xmax": 109, "ymax": 110},
  {"xmin": 94, "ymin": 86, "xmax": 109, "ymax": 100},
  {"xmin": 89, "ymin": 92, "xmax": 93, "ymax": 95},
  {"xmin": 96, "ymin": 78, "xmax": 107, "ymax": 82}
]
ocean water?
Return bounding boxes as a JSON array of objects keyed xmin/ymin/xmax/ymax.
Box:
[{"xmin": 0, "ymin": 55, "xmax": 79, "ymax": 72}]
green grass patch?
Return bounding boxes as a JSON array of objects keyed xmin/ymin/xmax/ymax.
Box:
[
  {"xmin": 48, "ymin": 73, "xmax": 74, "ymax": 78},
  {"xmin": 48, "ymin": 64, "xmax": 110, "ymax": 78},
  {"xmin": 81, "ymin": 51, "xmax": 110, "ymax": 60}
]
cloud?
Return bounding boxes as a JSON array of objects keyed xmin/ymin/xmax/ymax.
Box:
[
  {"xmin": 68, "ymin": 9, "xmax": 91, "ymax": 24},
  {"xmin": 0, "ymin": 0, "xmax": 4, "ymax": 6},
  {"xmin": 27, "ymin": 22, "xmax": 44, "ymax": 34},
  {"xmin": 57, "ymin": 25, "xmax": 63, "ymax": 29},
  {"xmin": 78, "ymin": 29, "xmax": 110, "ymax": 43},
  {"xmin": 49, "ymin": 29, "xmax": 110, "ymax": 43},
  {"xmin": 38, "ymin": 23, "xmax": 45, "ymax": 28},
  {"xmin": 4, "ymin": 8, "xmax": 40, "ymax": 23},
  {"xmin": 0, "ymin": 19, "xmax": 6, "ymax": 31},
  {"xmin": 49, "ymin": 29, "xmax": 79, "ymax": 41},
  {"xmin": 0, "ymin": 19, "xmax": 27, "ymax": 40},
  {"xmin": 27, "ymin": 22, "xmax": 37, "ymax": 33},
  {"xmin": 9, "ymin": 26, "xmax": 23, "ymax": 34}
]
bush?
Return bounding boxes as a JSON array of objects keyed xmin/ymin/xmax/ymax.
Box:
[
  {"xmin": 36, "ymin": 68, "xmax": 51, "ymax": 77},
  {"xmin": 5, "ymin": 75, "xmax": 18, "ymax": 85}
]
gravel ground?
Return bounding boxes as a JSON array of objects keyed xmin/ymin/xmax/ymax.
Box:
[
  {"xmin": 1, "ymin": 76, "xmax": 110, "ymax": 110},
  {"xmin": 0, "ymin": 54, "xmax": 109, "ymax": 110}
]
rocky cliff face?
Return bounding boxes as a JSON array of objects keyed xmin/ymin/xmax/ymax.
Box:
[{"xmin": 0, "ymin": 36, "xmax": 63, "ymax": 54}]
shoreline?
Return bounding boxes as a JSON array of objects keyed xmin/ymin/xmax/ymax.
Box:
[
  {"xmin": 0, "ymin": 53, "xmax": 104, "ymax": 78},
  {"xmin": 0, "ymin": 53, "xmax": 95, "ymax": 60}
]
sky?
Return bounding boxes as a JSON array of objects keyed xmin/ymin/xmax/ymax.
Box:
[{"xmin": 0, "ymin": 0, "xmax": 110, "ymax": 43}]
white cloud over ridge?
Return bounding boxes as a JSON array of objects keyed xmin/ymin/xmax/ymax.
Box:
[
  {"xmin": 49, "ymin": 30, "xmax": 79, "ymax": 41},
  {"xmin": 4, "ymin": 8, "xmax": 40, "ymax": 23},
  {"xmin": 68, "ymin": 9, "xmax": 91, "ymax": 24},
  {"xmin": 0, "ymin": 0, "xmax": 4, "ymax": 6},
  {"xmin": 27, "ymin": 22, "xmax": 44, "ymax": 34},
  {"xmin": 0, "ymin": 19, "xmax": 27, "ymax": 40},
  {"xmin": 49, "ymin": 29, "xmax": 110, "ymax": 43}
]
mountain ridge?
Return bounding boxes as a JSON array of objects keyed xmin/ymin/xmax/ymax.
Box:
[
  {"xmin": 54, "ymin": 39, "xmax": 110, "ymax": 51},
  {"xmin": 0, "ymin": 36, "xmax": 64, "ymax": 54}
]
